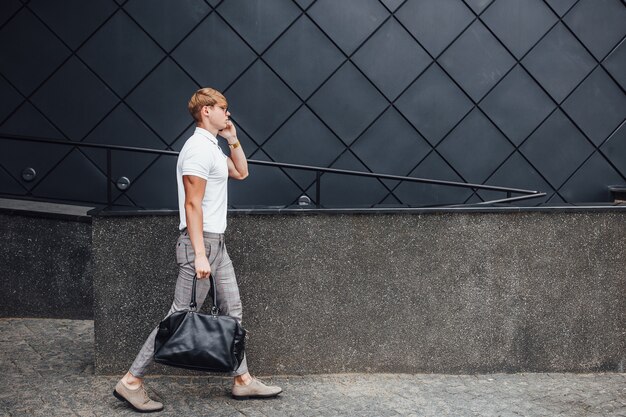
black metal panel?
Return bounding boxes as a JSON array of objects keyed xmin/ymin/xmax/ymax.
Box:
[
  {"xmin": 437, "ymin": 108, "xmax": 514, "ymax": 183},
  {"xmin": 123, "ymin": 0, "xmax": 211, "ymax": 52},
  {"xmin": 600, "ymin": 123, "xmax": 626, "ymax": 179},
  {"xmin": 563, "ymin": 0, "xmax": 626, "ymax": 60},
  {"xmin": 78, "ymin": 10, "xmax": 164, "ymax": 96},
  {"xmin": 439, "ymin": 20, "xmax": 515, "ymax": 101},
  {"xmin": 395, "ymin": 64, "xmax": 473, "ymax": 145},
  {"xmin": 309, "ymin": 62, "xmax": 388, "ymax": 145},
  {"xmin": 352, "ymin": 108, "xmax": 430, "ymax": 176},
  {"xmin": 172, "ymin": 13, "xmax": 256, "ymax": 92},
  {"xmin": 561, "ymin": 67, "xmax": 626, "ymax": 146},
  {"xmin": 353, "ymin": 19, "xmax": 431, "ymax": 101},
  {"xmin": 522, "ymin": 23, "xmax": 595, "ymax": 103},
  {"xmin": 217, "ymin": 0, "xmax": 301, "ymax": 54},
  {"xmin": 28, "ymin": 0, "xmax": 117, "ymax": 49},
  {"xmin": 125, "ymin": 58, "xmax": 198, "ymax": 142},
  {"xmin": 263, "ymin": 107, "xmax": 344, "ymax": 188},
  {"xmin": 0, "ymin": 9, "xmax": 70, "ymax": 95},
  {"xmin": 30, "ymin": 57, "xmax": 119, "ymax": 140},
  {"xmin": 265, "ymin": 15, "xmax": 345, "ymax": 99},
  {"xmin": 481, "ymin": 0, "xmax": 557, "ymax": 59},
  {"xmin": 480, "ymin": 65, "xmax": 555, "ymax": 145},
  {"xmin": 0, "ymin": 0, "xmax": 624, "ymax": 208},
  {"xmin": 520, "ymin": 110, "xmax": 594, "ymax": 189}
]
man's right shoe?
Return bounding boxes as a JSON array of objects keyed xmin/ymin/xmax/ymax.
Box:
[
  {"xmin": 232, "ymin": 378, "xmax": 282, "ymax": 400},
  {"xmin": 113, "ymin": 380, "xmax": 164, "ymax": 413}
]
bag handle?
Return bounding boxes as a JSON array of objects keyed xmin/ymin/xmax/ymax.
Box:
[{"xmin": 190, "ymin": 274, "xmax": 219, "ymax": 315}]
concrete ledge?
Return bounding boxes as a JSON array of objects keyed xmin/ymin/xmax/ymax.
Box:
[
  {"xmin": 0, "ymin": 211, "xmax": 93, "ymax": 319},
  {"xmin": 92, "ymin": 211, "xmax": 625, "ymax": 375}
]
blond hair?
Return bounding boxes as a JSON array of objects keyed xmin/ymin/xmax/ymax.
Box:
[{"xmin": 188, "ymin": 87, "xmax": 228, "ymax": 123}]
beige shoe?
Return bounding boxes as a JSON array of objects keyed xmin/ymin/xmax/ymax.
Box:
[
  {"xmin": 113, "ymin": 380, "xmax": 164, "ymax": 413},
  {"xmin": 232, "ymin": 378, "xmax": 282, "ymax": 400}
]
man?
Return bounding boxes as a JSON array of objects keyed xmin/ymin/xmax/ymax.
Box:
[{"xmin": 113, "ymin": 88, "xmax": 282, "ymax": 412}]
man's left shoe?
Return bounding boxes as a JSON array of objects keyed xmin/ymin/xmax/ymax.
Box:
[{"xmin": 232, "ymin": 378, "xmax": 282, "ymax": 400}]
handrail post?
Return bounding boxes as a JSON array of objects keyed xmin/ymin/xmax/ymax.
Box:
[
  {"xmin": 316, "ymin": 171, "xmax": 321, "ymax": 208},
  {"xmin": 106, "ymin": 149, "xmax": 112, "ymax": 209}
]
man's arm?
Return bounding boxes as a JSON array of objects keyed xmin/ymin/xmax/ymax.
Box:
[
  {"xmin": 183, "ymin": 175, "xmax": 211, "ymax": 279},
  {"xmin": 220, "ymin": 121, "xmax": 248, "ymax": 180}
]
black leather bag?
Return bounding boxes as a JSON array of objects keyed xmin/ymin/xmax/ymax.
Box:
[{"xmin": 153, "ymin": 274, "xmax": 246, "ymax": 372}]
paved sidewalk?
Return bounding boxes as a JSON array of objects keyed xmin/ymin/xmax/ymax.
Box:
[{"xmin": 0, "ymin": 319, "xmax": 624, "ymax": 417}]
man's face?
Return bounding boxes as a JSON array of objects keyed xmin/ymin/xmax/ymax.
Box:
[{"xmin": 206, "ymin": 102, "xmax": 230, "ymax": 130}]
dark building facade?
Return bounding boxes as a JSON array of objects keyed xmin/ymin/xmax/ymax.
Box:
[{"xmin": 0, "ymin": 0, "xmax": 625, "ymax": 209}]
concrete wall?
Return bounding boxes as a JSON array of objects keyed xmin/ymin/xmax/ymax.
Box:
[
  {"xmin": 0, "ymin": 211, "xmax": 93, "ymax": 319},
  {"xmin": 92, "ymin": 209, "xmax": 626, "ymax": 375}
]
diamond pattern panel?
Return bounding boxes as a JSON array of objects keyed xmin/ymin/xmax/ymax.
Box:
[
  {"xmin": 602, "ymin": 39, "xmax": 626, "ymax": 92},
  {"xmin": 0, "ymin": 76, "xmax": 23, "ymax": 123},
  {"xmin": 310, "ymin": 152, "xmax": 390, "ymax": 207},
  {"xmin": 226, "ymin": 61, "xmax": 301, "ymax": 143},
  {"xmin": 544, "ymin": 0, "xmax": 578, "ymax": 17},
  {"xmin": 564, "ymin": 0, "xmax": 626, "ymax": 60},
  {"xmin": 559, "ymin": 152, "xmax": 625, "ymax": 203},
  {"xmin": 380, "ymin": 0, "xmax": 405, "ymax": 13},
  {"xmin": 396, "ymin": 0, "xmax": 474, "ymax": 57},
  {"xmin": 28, "ymin": 0, "xmax": 117, "ymax": 49},
  {"xmin": 31, "ymin": 57, "xmax": 118, "ymax": 140},
  {"xmin": 600, "ymin": 122, "xmax": 626, "ymax": 178},
  {"xmin": 217, "ymin": 0, "xmax": 301, "ymax": 54},
  {"xmin": 228, "ymin": 150, "xmax": 303, "ymax": 207},
  {"xmin": 0, "ymin": 1, "xmax": 624, "ymax": 208},
  {"xmin": 463, "ymin": 0, "xmax": 494, "ymax": 14},
  {"xmin": 264, "ymin": 15, "xmax": 344, "ymax": 99},
  {"xmin": 436, "ymin": 108, "xmax": 514, "ymax": 183},
  {"xmin": 394, "ymin": 152, "xmax": 473, "ymax": 206},
  {"xmin": 395, "ymin": 64, "xmax": 473, "ymax": 146},
  {"xmin": 477, "ymin": 152, "xmax": 553, "ymax": 206},
  {"xmin": 126, "ymin": 58, "xmax": 199, "ymax": 142},
  {"xmin": 0, "ymin": 0, "xmax": 23, "ymax": 27},
  {"xmin": 562, "ymin": 67, "xmax": 626, "ymax": 146},
  {"xmin": 353, "ymin": 19, "xmax": 431, "ymax": 101},
  {"xmin": 481, "ymin": 0, "xmax": 557, "ymax": 59},
  {"xmin": 263, "ymin": 107, "xmax": 345, "ymax": 188},
  {"xmin": 122, "ymin": 155, "xmax": 178, "ymax": 208},
  {"xmin": 520, "ymin": 110, "xmax": 594, "ymax": 189},
  {"xmin": 78, "ymin": 10, "xmax": 164, "ymax": 96},
  {"xmin": 172, "ymin": 13, "xmax": 256, "ymax": 92},
  {"xmin": 31, "ymin": 149, "xmax": 109, "ymax": 204},
  {"xmin": 480, "ymin": 65, "xmax": 555, "ymax": 146},
  {"xmin": 522, "ymin": 23, "xmax": 596, "ymax": 103},
  {"xmin": 439, "ymin": 20, "xmax": 515, "ymax": 101},
  {"xmin": 0, "ymin": 138, "xmax": 72, "ymax": 191},
  {"xmin": 0, "ymin": 102, "xmax": 64, "ymax": 139},
  {"xmin": 307, "ymin": 0, "xmax": 388, "ymax": 55},
  {"xmin": 352, "ymin": 108, "xmax": 430, "ymax": 176},
  {"xmin": 0, "ymin": 9, "xmax": 70, "ymax": 95},
  {"xmin": 308, "ymin": 62, "xmax": 388, "ymax": 145},
  {"xmin": 123, "ymin": 0, "xmax": 211, "ymax": 52}
]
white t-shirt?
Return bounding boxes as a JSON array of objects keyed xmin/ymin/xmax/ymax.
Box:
[{"xmin": 177, "ymin": 127, "xmax": 229, "ymax": 233}]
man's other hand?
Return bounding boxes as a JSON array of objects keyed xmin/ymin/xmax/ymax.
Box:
[{"xmin": 195, "ymin": 254, "xmax": 211, "ymax": 279}]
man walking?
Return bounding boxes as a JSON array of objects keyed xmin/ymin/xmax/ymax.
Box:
[{"xmin": 113, "ymin": 88, "xmax": 282, "ymax": 412}]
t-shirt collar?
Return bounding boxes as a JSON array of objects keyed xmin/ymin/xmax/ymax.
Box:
[{"xmin": 194, "ymin": 127, "xmax": 218, "ymax": 145}]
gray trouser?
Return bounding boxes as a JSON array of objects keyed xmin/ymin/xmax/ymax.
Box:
[{"xmin": 129, "ymin": 231, "xmax": 249, "ymax": 377}]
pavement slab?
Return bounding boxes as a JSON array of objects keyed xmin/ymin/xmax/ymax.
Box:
[{"xmin": 0, "ymin": 318, "xmax": 624, "ymax": 416}]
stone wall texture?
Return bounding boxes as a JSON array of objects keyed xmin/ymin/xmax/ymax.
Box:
[
  {"xmin": 92, "ymin": 210, "xmax": 626, "ymax": 375},
  {"xmin": 0, "ymin": 212, "xmax": 93, "ymax": 319}
]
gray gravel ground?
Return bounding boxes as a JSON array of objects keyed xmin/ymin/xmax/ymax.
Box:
[{"xmin": 0, "ymin": 318, "xmax": 624, "ymax": 417}]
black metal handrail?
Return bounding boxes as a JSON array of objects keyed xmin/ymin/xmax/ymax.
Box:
[{"xmin": 0, "ymin": 133, "xmax": 546, "ymax": 208}]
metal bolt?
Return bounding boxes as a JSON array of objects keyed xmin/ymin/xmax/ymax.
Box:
[
  {"xmin": 298, "ymin": 195, "xmax": 312, "ymax": 206},
  {"xmin": 116, "ymin": 176, "xmax": 131, "ymax": 191},
  {"xmin": 21, "ymin": 167, "xmax": 36, "ymax": 182}
]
